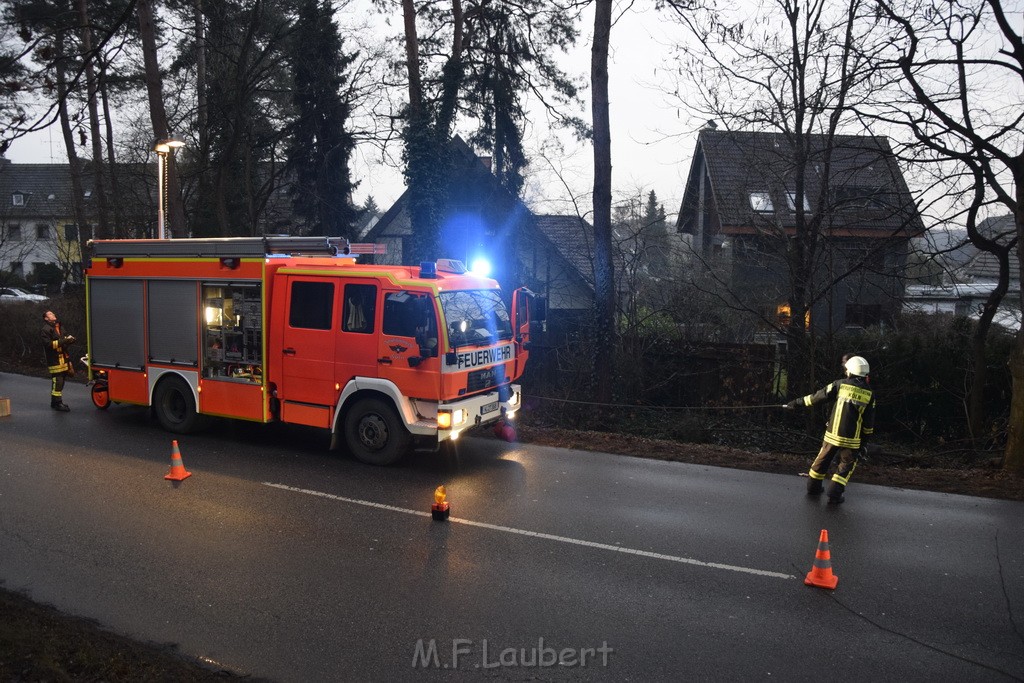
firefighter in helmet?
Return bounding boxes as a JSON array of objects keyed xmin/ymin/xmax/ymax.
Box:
[
  {"xmin": 785, "ymin": 355, "xmax": 875, "ymax": 504},
  {"xmin": 41, "ymin": 310, "xmax": 75, "ymax": 412}
]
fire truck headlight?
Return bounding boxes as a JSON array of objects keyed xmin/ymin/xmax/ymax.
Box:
[
  {"xmin": 437, "ymin": 410, "xmax": 452, "ymax": 430},
  {"xmin": 507, "ymin": 391, "xmax": 520, "ymax": 407},
  {"xmin": 453, "ymin": 409, "xmax": 467, "ymax": 426}
]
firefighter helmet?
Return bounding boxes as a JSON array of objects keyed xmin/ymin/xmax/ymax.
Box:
[{"xmin": 844, "ymin": 356, "xmax": 870, "ymax": 377}]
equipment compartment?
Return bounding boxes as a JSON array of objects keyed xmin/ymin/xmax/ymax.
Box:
[{"xmin": 203, "ymin": 283, "xmax": 263, "ymax": 383}]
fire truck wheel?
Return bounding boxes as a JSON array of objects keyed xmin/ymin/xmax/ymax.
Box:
[
  {"xmin": 344, "ymin": 397, "xmax": 411, "ymax": 466},
  {"xmin": 154, "ymin": 376, "xmax": 204, "ymax": 434},
  {"xmin": 91, "ymin": 381, "xmax": 111, "ymax": 410}
]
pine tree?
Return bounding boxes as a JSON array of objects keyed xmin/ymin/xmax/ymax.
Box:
[
  {"xmin": 642, "ymin": 190, "xmax": 670, "ymax": 279},
  {"xmin": 286, "ymin": 0, "xmax": 360, "ymax": 238}
]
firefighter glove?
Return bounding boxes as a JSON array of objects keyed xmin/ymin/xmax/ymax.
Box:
[
  {"xmin": 857, "ymin": 446, "xmax": 869, "ymax": 464},
  {"xmin": 785, "ymin": 399, "xmax": 801, "ymax": 409},
  {"xmin": 61, "ymin": 335, "xmax": 76, "ymax": 345}
]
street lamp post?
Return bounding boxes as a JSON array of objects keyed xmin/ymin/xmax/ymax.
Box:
[{"xmin": 153, "ymin": 135, "xmax": 185, "ymax": 239}]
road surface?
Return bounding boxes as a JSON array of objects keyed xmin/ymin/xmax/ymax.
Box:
[{"xmin": 1, "ymin": 372, "xmax": 1022, "ymax": 681}]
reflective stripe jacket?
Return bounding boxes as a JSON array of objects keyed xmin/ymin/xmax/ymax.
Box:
[
  {"xmin": 42, "ymin": 321, "xmax": 70, "ymax": 374},
  {"xmin": 799, "ymin": 377, "xmax": 875, "ymax": 449}
]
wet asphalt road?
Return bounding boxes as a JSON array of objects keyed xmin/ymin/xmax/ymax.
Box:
[{"xmin": 1, "ymin": 371, "xmax": 1023, "ymax": 681}]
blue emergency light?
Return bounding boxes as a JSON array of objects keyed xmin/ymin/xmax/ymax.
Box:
[{"xmin": 470, "ymin": 258, "xmax": 492, "ymax": 277}]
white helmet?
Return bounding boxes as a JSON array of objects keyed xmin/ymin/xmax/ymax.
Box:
[{"xmin": 845, "ymin": 356, "xmax": 870, "ymax": 377}]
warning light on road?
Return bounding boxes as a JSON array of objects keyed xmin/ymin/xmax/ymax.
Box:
[{"xmin": 431, "ymin": 485, "xmax": 450, "ymax": 521}]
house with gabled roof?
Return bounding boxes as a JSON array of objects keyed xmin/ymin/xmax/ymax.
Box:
[
  {"xmin": 675, "ymin": 128, "xmax": 925, "ymax": 338},
  {"xmin": 904, "ymin": 214, "xmax": 1021, "ymax": 330},
  {"xmin": 0, "ymin": 158, "xmax": 89, "ymax": 287},
  {"xmin": 362, "ymin": 137, "xmax": 596, "ymax": 322}
]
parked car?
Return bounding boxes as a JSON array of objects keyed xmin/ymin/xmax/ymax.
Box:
[{"xmin": 0, "ymin": 287, "xmax": 49, "ymax": 303}]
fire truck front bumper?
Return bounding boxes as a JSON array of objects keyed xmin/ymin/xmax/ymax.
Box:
[{"xmin": 411, "ymin": 384, "xmax": 521, "ymax": 443}]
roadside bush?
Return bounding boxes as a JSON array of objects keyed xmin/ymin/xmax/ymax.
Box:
[
  {"xmin": 0, "ymin": 293, "xmax": 86, "ymax": 374},
  {"xmin": 827, "ymin": 314, "xmax": 1013, "ymax": 445}
]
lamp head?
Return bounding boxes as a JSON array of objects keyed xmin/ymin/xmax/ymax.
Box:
[{"xmin": 153, "ymin": 135, "xmax": 185, "ymax": 154}]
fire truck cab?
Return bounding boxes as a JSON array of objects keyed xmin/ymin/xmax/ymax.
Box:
[{"xmin": 84, "ymin": 236, "xmax": 541, "ymax": 465}]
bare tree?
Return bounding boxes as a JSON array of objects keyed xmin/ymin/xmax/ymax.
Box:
[
  {"xmin": 662, "ymin": 0, "xmax": 913, "ymax": 395},
  {"xmin": 137, "ymin": 0, "xmax": 186, "ymax": 236},
  {"xmin": 75, "ymin": 0, "xmax": 110, "ymax": 238},
  {"xmin": 591, "ymin": 0, "xmax": 615, "ymax": 405},
  {"xmin": 872, "ymin": 0, "xmax": 1023, "ymax": 472}
]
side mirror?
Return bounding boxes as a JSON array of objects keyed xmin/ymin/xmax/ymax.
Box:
[
  {"xmin": 532, "ymin": 296, "xmax": 548, "ymax": 323},
  {"xmin": 415, "ymin": 332, "xmax": 438, "ymax": 359}
]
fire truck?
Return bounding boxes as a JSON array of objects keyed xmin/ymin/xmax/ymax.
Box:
[{"xmin": 83, "ymin": 236, "xmax": 541, "ymax": 465}]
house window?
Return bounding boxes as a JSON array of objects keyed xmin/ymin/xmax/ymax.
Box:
[
  {"xmin": 786, "ymin": 192, "xmax": 811, "ymax": 212},
  {"xmin": 64, "ymin": 224, "xmax": 79, "ymax": 241},
  {"xmin": 749, "ymin": 192, "xmax": 774, "ymax": 212},
  {"xmin": 36, "ymin": 224, "xmax": 50, "ymax": 239},
  {"xmin": 777, "ymin": 303, "xmax": 810, "ymax": 328},
  {"xmin": 845, "ymin": 303, "xmax": 882, "ymax": 327},
  {"xmin": 7, "ymin": 224, "xmax": 21, "ymax": 241},
  {"xmin": 11, "ymin": 192, "xmax": 23, "ymax": 206},
  {"xmin": 10, "ymin": 262, "xmax": 23, "ymax": 277},
  {"xmin": 832, "ymin": 186, "xmax": 888, "ymax": 209}
]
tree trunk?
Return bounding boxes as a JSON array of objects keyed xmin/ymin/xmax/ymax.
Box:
[
  {"xmin": 969, "ymin": 276, "xmax": 1008, "ymax": 440},
  {"xmin": 436, "ymin": 0, "xmax": 464, "ymax": 137},
  {"xmin": 56, "ymin": 54, "xmax": 89, "ymax": 267},
  {"xmin": 99, "ymin": 60, "xmax": 125, "ymax": 238},
  {"xmin": 1004, "ymin": 169, "xmax": 1024, "ymax": 475},
  {"xmin": 195, "ymin": 0, "xmax": 207, "ymax": 160},
  {"xmin": 400, "ymin": 0, "xmax": 444, "ymax": 263},
  {"xmin": 591, "ymin": 0, "xmax": 615, "ymax": 406},
  {"xmin": 1008, "ymin": 335, "xmax": 1024, "ymax": 475},
  {"xmin": 401, "ymin": 0, "xmax": 423, "ymax": 117},
  {"xmin": 76, "ymin": 0, "xmax": 110, "ymax": 239},
  {"xmin": 137, "ymin": 0, "xmax": 186, "ymax": 237}
]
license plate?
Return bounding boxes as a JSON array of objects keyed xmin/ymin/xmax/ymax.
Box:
[{"xmin": 481, "ymin": 401, "xmax": 499, "ymax": 415}]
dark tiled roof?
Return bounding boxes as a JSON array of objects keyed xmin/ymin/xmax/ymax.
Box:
[
  {"xmin": 364, "ymin": 136, "xmax": 494, "ymax": 243},
  {"xmin": 690, "ymin": 129, "xmax": 923, "ymax": 235},
  {"xmin": 0, "ymin": 160, "xmax": 94, "ymax": 219},
  {"xmin": 959, "ymin": 216, "xmax": 1020, "ymax": 283},
  {"xmin": 530, "ymin": 214, "xmax": 595, "ymax": 286}
]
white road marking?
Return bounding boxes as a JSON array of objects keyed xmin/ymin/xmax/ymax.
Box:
[{"xmin": 263, "ymin": 482, "xmax": 795, "ymax": 580}]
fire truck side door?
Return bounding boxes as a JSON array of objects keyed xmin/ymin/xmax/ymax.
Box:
[
  {"xmin": 378, "ymin": 291, "xmax": 441, "ymax": 399},
  {"xmin": 511, "ymin": 287, "xmax": 531, "ymax": 378},
  {"xmin": 280, "ymin": 277, "xmax": 338, "ymax": 428},
  {"xmin": 337, "ymin": 281, "xmax": 380, "ymax": 382}
]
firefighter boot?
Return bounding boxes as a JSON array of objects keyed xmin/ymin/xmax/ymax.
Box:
[
  {"xmin": 827, "ymin": 481, "xmax": 845, "ymax": 505},
  {"xmin": 806, "ymin": 470, "xmax": 825, "ymax": 496},
  {"xmin": 51, "ymin": 396, "xmax": 70, "ymax": 412}
]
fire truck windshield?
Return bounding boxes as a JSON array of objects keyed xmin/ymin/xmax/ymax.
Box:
[{"xmin": 440, "ymin": 290, "xmax": 512, "ymax": 347}]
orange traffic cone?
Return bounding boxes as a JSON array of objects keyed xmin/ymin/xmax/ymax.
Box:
[
  {"xmin": 804, "ymin": 529, "xmax": 838, "ymax": 589},
  {"xmin": 164, "ymin": 440, "xmax": 192, "ymax": 481}
]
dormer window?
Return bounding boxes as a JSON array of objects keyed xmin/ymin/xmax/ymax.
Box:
[
  {"xmin": 749, "ymin": 192, "xmax": 774, "ymax": 213},
  {"xmin": 786, "ymin": 191, "xmax": 811, "ymax": 213},
  {"xmin": 12, "ymin": 192, "xmax": 23, "ymax": 206}
]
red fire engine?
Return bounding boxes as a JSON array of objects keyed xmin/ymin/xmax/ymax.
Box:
[{"xmin": 83, "ymin": 237, "xmax": 541, "ymax": 465}]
